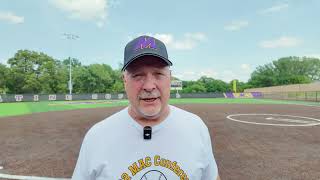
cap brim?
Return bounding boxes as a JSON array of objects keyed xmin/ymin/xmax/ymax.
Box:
[{"xmin": 122, "ymin": 53, "xmax": 172, "ymax": 71}]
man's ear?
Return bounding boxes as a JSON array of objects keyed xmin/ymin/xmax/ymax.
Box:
[
  {"xmin": 122, "ymin": 73, "xmax": 126, "ymax": 83},
  {"xmin": 122, "ymin": 71, "xmax": 129, "ymax": 83}
]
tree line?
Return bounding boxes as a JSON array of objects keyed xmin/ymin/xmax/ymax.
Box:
[
  {"xmin": 0, "ymin": 50, "xmax": 319, "ymax": 94},
  {"xmin": 0, "ymin": 50, "xmax": 123, "ymax": 94}
]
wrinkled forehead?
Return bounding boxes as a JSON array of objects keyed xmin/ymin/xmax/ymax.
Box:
[{"xmin": 125, "ymin": 56, "xmax": 169, "ymax": 73}]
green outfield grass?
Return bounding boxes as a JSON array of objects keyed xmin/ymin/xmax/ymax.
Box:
[
  {"xmin": 0, "ymin": 98, "xmax": 319, "ymax": 117},
  {"xmin": 0, "ymin": 100, "xmax": 129, "ymax": 117}
]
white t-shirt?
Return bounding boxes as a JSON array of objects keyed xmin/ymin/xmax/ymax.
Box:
[{"xmin": 72, "ymin": 105, "xmax": 218, "ymax": 180}]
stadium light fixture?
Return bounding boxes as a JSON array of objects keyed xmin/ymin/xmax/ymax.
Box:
[{"xmin": 62, "ymin": 33, "xmax": 79, "ymax": 95}]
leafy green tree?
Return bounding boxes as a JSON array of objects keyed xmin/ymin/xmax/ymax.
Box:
[
  {"xmin": 247, "ymin": 56, "xmax": 316, "ymax": 88},
  {"xmin": 182, "ymin": 81, "xmax": 207, "ymax": 93},
  {"xmin": 88, "ymin": 64, "xmax": 114, "ymax": 92},
  {"xmin": 110, "ymin": 69, "xmax": 124, "ymax": 93},
  {"xmin": 304, "ymin": 57, "xmax": 320, "ymax": 80},
  {"xmin": 199, "ymin": 76, "xmax": 230, "ymax": 92},
  {"xmin": 273, "ymin": 57, "xmax": 311, "ymax": 85},
  {"xmin": 248, "ymin": 63, "xmax": 277, "ymax": 87},
  {"xmin": 0, "ymin": 63, "xmax": 9, "ymax": 93},
  {"xmin": 62, "ymin": 58, "xmax": 82, "ymax": 68},
  {"xmin": 23, "ymin": 73, "xmax": 42, "ymax": 93},
  {"xmin": 72, "ymin": 66, "xmax": 90, "ymax": 93},
  {"xmin": 6, "ymin": 50, "xmax": 69, "ymax": 93},
  {"xmin": 6, "ymin": 50, "xmax": 42, "ymax": 93},
  {"xmin": 111, "ymin": 81, "xmax": 124, "ymax": 93},
  {"xmin": 39, "ymin": 59, "xmax": 68, "ymax": 93},
  {"xmin": 72, "ymin": 64, "xmax": 115, "ymax": 93}
]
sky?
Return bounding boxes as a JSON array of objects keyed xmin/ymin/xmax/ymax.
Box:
[{"xmin": 0, "ymin": 0, "xmax": 319, "ymax": 82}]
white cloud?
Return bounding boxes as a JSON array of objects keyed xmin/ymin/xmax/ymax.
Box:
[
  {"xmin": 259, "ymin": 3, "xmax": 289, "ymax": 14},
  {"xmin": 0, "ymin": 11, "xmax": 24, "ymax": 24},
  {"xmin": 260, "ymin": 36, "xmax": 301, "ymax": 48},
  {"xmin": 199, "ymin": 70, "xmax": 218, "ymax": 78},
  {"xmin": 132, "ymin": 33, "xmax": 207, "ymax": 50},
  {"xmin": 216, "ymin": 70, "xmax": 251, "ymax": 82},
  {"xmin": 96, "ymin": 21, "xmax": 104, "ymax": 28},
  {"xmin": 174, "ymin": 67, "xmax": 252, "ymax": 82},
  {"xmin": 171, "ymin": 39, "xmax": 196, "ymax": 50},
  {"xmin": 152, "ymin": 34, "xmax": 174, "ymax": 45},
  {"xmin": 184, "ymin": 32, "xmax": 206, "ymax": 41},
  {"xmin": 219, "ymin": 70, "xmax": 237, "ymax": 82},
  {"xmin": 224, "ymin": 20, "xmax": 249, "ymax": 31},
  {"xmin": 174, "ymin": 69, "xmax": 218, "ymax": 81},
  {"xmin": 240, "ymin": 64, "xmax": 251, "ymax": 73},
  {"xmin": 51, "ymin": 0, "xmax": 108, "ymax": 27}
]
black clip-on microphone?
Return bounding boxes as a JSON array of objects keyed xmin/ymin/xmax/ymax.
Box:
[{"xmin": 143, "ymin": 126, "xmax": 152, "ymax": 140}]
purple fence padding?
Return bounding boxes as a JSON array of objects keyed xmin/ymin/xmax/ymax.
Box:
[
  {"xmin": 225, "ymin": 92, "xmax": 235, "ymax": 98},
  {"xmin": 251, "ymin": 92, "xmax": 262, "ymax": 98}
]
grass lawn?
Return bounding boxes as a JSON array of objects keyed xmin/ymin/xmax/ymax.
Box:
[{"xmin": 0, "ymin": 98, "xmax": 319, "ymax": 117}]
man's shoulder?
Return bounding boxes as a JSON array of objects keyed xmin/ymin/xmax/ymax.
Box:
[
  {"xmin": 85, "ymin": 107, "xmax": 129, "ymax": 138},
  {"xmin": 170, "ymin": 105, "xmax": 201, "ymax": 120},
  {"xmin": 169, "ymin": 105, "xmax": 210, "ymax": 146},
  {"xmin": 170, "ymin": 105, "xmax": 207, "ymax": 130}
]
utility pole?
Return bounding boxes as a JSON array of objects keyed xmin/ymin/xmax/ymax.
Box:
[{"xmin": 63, "ymin": 33, "xmax": 79, "ymax": 95}]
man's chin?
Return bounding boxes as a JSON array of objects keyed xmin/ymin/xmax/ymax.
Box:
[{"xmin": 138, "ymin": 109, "xmax": 161, "ymax": 120}]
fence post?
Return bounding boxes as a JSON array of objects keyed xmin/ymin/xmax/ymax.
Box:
[{"xmin": 305, "ymin": 92, "xmax": 307, "ymax": 101}]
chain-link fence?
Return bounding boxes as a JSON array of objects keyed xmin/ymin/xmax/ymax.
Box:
[
  {"xmin": 0, "ymin": 93, "xmax": 127, "ymax": 103},
  {"xmin": 261, "ymin": 91, "xmax": 320, "ymax": 102},
  {"xmin": 0, "ymin": 93, "xmax": 226, "ymax": 103}
]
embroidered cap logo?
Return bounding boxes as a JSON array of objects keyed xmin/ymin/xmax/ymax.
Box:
[{"xmin": 134, "ymin": 37, "xmax": 157, "ymax": 51}]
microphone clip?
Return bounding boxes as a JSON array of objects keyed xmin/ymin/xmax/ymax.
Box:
[{"xmin": 143, "ymin": 126, "xmax": 152, "ymax": 140}]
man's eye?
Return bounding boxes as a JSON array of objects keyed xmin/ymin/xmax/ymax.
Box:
[{"xmin": 132, "ymin": 74, "xmax": 142, "ymax": 78}]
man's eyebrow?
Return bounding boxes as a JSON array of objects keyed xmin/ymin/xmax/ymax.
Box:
[
  {"xmin": 127, "ymin": 70, "xmax": 142, "ymax": 75},
  {"xmin": 125, "ymin": 67, "xmax": 139, "ymax": 73}
]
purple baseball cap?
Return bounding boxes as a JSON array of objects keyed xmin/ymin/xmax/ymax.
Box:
[{"xmin": 122, "ymin": 35, "xmax": 173, "ymax": 71}]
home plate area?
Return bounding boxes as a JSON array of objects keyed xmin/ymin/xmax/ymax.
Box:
[{"xmin": 227, "ymin": 113, "xmax": 320, "ymax": 126}]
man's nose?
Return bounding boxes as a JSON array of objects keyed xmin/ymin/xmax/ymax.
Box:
[{"xmin": 142, "ymin": 74, "xmax": 156, "ymax": 92}]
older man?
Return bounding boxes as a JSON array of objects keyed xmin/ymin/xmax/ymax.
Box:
[{"xmin": 72, "ymin": 35, "xmax": 220, "ymax": 180}]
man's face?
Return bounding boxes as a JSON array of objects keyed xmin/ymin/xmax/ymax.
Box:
[{"xmin": 123, "ymin": 56, "xmax": 171, "ymax": 120}]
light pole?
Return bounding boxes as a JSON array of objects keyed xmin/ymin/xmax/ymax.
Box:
[{"xmin": 63, "ymin": 33, "xmax": 79, "ymax": 95}]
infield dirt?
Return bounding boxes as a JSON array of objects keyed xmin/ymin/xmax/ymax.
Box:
[{"xmin": 0, "ymin": 104, "xmax": 320, "ymax": 180}]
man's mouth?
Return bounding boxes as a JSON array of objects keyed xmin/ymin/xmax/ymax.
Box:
[{"xmin": 141, "ymin": 97, "xmax": 159, "ymax": 102}]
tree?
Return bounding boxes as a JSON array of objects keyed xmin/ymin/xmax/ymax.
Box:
[
  {"xmin": 7, "ymin": 50, "xmax": 41, "ymax": 93},
  {"xmin": 111, "ymin": 81, "xmax": 124, "ymax": 93},
  {"xmin": 304, "ymin": 57, "xmax": 320, "ymax": 81},
  {"xmin": 72, "ymin": 66, "xmax": 90, "ymax": 93},
  {"xmin": 0, "ymin": 63, "xmax": 9, "ymax": 93},
  {"xmin": 182, "ymin": 81, "xmax": 207, "ymax": 93},
  {"xmin": 6, "ymin": 50, "xmax": 69, "ymax": 93},
  {"xmin": 62, "ymin": 58, "xmax": 82, "ymax": 68},
  {"xmin": 39, "ymin": 59, "xmax": 68, "ymax": 93},
  {"xmin": 273, "ymin": 57, "xmax": 311, "ymax": 85},
  {"xmin": 248, "ymin": 63, "xmax": 277, "ymax": 87},
  {"xmin": 111, "ymin": 69, "xmax": 124, "ymax": 93},
  {"xmin": 72, "ymin": 64, "xmax": 115, "ymax": 93},
  {"xmin": 247, "ymin": 56, "xmax": 317, "ymax": 88},
  {"xmin": 199, "ymin": 76, "xmax": 230, "ymax": 92}
]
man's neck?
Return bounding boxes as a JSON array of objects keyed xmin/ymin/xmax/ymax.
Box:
[{"xmin": 128, "ymin": 105, "xmax": 170, "ymax": 127}]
